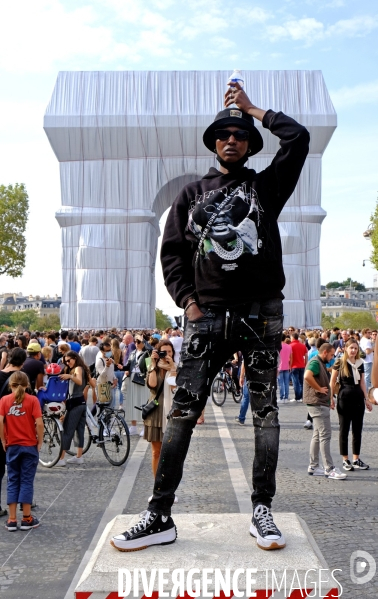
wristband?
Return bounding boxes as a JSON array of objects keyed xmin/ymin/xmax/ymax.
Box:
[
  {"xmin": 373, "ymin": 388, "xmax": 378, "ymax": 402},
  {"xmin": 184, "ymin": 300, "xmax": 197, "ymax": 313}
]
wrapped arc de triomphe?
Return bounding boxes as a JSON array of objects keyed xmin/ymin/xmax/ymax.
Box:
[{"xmin": 44, "ymin": 70, "xmax": 336, "ymax": 330}]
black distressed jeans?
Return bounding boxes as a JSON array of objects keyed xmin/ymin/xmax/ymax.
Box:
[{"xmin": 148, "ymin": 298, "xmax": 283, "ymax": 516}]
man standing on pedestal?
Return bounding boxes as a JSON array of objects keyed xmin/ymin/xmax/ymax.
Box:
[{"xmin": 111, "ymin": 82, "xmax": 309, "ymax": 552}]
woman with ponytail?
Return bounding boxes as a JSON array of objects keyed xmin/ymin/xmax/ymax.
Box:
[
  {"xmin": 0, "ymin": 348, "xmax": 27, "ymax": 519},
  {"xmin": 0, "ymin": 371, "xmax": 43, "ymax": 531}
]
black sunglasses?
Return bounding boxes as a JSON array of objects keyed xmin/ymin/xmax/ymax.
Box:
[{"xmin": 215, "ymin": 129, "xmax": 249, "ymax": 142}]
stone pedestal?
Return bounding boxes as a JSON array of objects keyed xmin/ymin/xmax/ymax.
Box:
[{"xmin": 75, "ymin": 514, "xmax": 339, "ymax": 598}]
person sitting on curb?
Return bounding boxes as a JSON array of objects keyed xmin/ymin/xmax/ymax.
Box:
[{"xmin": 303, "ymin": 343, "xmax": 346, "ymax": 480}]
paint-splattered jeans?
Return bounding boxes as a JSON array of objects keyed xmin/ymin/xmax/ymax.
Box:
[{"xmin": 148, "ymin": 298, "xmax": 283, "ymax": 516}]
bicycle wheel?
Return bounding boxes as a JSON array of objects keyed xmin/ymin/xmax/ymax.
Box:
[
  {"xmin": 99, "ymin": 412, "xmax": 130, "ymax": 466},
  {"xmin": 211, "ymin": 377, "xmax": 227, "ymax": 406},
  {"xmin": 231, "ymin": 382, "xmax": 242, "ymax": 403},
  {"xmin": 66, "ymin": 422, "xmax": 92, "ymax": 456},
  {"xmin": 39, "ymin": 416, "xmax": 62, "ymax": 468}
]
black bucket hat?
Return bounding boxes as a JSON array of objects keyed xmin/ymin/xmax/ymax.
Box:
[{"xmin": 203, "ymin": 108, "xmax": 263, "ymax": 156}]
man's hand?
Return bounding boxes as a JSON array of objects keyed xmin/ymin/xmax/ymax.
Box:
[
  {"xmin": 186, "ymin": 303, "xmax": 204, "ymax": 322},
  {"xmin": 330, "ymin": 398, "xmax": 335, "ymax": 410},
  {"xmin": 224, "ymin": 82, "xmax": 266, "ymax": 122},
  {"xmin": 318, "ymin": 386, "xmax": 328, "ymax": 394}
]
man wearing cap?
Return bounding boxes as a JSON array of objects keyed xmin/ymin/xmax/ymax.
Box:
[
  {"xmin": 111, "ymin": 83, "xmax": 309, "ymax": 552},
  {"xmin": 22, "ymin": 343, "xmax": 45, "ymax": 393}
]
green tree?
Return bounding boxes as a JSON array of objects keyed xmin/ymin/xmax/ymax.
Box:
[
  {"xmin": 0, "ymin": 184, "xmax": 29, "ymax": 277},
  {"xmin": 340, "ymin": 278, "xmax": 366, "ymax": 291},
  {"xmin": 333, "ymin": 311, "xmax": 376, "ymax": 330},
  {"xmin": 33, "ymin": 314, "xmax": 61, "ymax": 331},
  {"xmin": 10, "ymin": 309, "xmax": 39, "ymax": 331},
  {"xmin": 325, "ymin": 281, "xmax": 342, "ymax": 289},
  {"xmin": 0, "ymin": 312, "xmax": 14, "ymax": 328},
  {"xmin": 321, "ymin": 313, "xmax": 335, "ymax": 329},
  {"xmin": 155, "ymin": 308, "xmax": 172, "ymax": 330},
  {"xmin": 325, "ymin": 279, "xmax": 366, "ymax": 291},
  {"xmin": 370, "ymin": 196, "xmax": 378, "ymax": 271}
]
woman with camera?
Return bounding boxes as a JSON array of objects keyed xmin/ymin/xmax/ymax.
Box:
[{"xmin": 144, "ymin": 340, "xmax": 177, "ymax": 481}]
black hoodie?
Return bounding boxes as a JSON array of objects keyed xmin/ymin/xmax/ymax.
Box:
[{"xmin": 161, "ymin": 110, "xmax": 310, "ymax": 309}]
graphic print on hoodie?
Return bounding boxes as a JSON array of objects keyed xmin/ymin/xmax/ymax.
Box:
[{"xmin": 188, "ymin": 182, "xmax": 264, "ymax": 269}]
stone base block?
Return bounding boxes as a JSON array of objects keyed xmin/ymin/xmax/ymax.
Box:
[{"xmin": 75, "ymin": 514, "xmax": 340, "ymax": 598}]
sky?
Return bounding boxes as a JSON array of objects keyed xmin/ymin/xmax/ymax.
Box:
[{"xmin": 0, "ymin": 0, "xmax": 377, "ymax": 318}]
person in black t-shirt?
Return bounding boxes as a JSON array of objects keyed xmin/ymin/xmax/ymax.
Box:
[{"xmin": 21, "ymin": 343, "xmax": 45, "ymax": 393}]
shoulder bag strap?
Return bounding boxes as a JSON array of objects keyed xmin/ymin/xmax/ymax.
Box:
[{"xmin": 154, "ymin": 380, "xmax": 165, "ymax": 404}]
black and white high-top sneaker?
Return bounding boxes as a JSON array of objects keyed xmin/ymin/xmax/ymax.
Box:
[
  {"xmin": 250, "ymin": 505, "xmax": 286, "ymax": 550},
  {"xmin": 111, "ymin": 511, "xmax": 177, "ymax": 552}
]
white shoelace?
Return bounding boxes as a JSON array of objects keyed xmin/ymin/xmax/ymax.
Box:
[
  {"xmin": 254, "ymin": 505, "xmax": 278, "ymax": 534},
  {"xmin": 127, "ymin": 511, "xmax": 154, "ymax": 535}
]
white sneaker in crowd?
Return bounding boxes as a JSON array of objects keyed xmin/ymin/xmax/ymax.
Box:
[
  {"xmin": 129, "ymin": 425, "xmax": 139, "ymax": 436},
  {"xmin": 303, "ymin": 420, "xmax": 313, "ymax": 429},
  {"xmin": 55, "ymin": 459, "xmax": 66, "ymax": 467},
  {"xmin": 308, "ymin": 466, "xmax": 325, "ymax": 476},
  {"xmin": 326, "ymin": 467, "xmax": 347, "ymax": 480},
  {"xmin": 66, "ymin": 456, "xmax": 84, "ymax": 465}
]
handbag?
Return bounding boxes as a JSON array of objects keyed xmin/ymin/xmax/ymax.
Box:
[
  {"xmin": 97, "ymin": 381, "xmax": 112, "ymax": 403},
  {"xmin": 131, "ymin": 371, "xmax": 145, "ymax": 386},
  {"xmin": 135, "ymin": 380, "xmax": 164, "ymax": 421},
  {"xmin": 334, "ymin": 366, "xmax": 341, "ymax": 396}
]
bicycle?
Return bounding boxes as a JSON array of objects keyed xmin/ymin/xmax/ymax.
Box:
[
  {"xmin": 39, "ymin": 412, "xmax": 64, "ymax": 468},
  {"xmin": 211, "ymin": 368, "xmax": 242, "ymax": 406},
  {"xmin": 66, "ymin": 403, "xmax": 130, "ymax": 466}
]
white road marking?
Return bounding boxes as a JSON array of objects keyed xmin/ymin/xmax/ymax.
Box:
[
  {"xmin": 63, "ymin": 437, "xmax": 149, "ymax": 599},
  {"xmin": 210, "ymin": 401, "xmax": 252, "ymax": 513}
]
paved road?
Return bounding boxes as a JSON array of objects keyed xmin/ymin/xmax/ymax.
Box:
[{"xmin": 0, "ymin": 391, "xmax": 377, "ymax": 598}]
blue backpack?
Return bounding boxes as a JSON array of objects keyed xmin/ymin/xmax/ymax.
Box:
[{"xmin": 37, "ymin": 376, "xmax": 69, "ymax": 408}]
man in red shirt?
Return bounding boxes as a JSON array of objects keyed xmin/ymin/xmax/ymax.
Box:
[{"xmin": 290, "ymin": 333, "xmax": 308, "ymax": 402}]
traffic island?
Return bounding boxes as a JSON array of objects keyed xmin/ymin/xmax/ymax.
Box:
[{"xmin": 75, "ymin": 513, "xmax": 340, "ymax": 598}]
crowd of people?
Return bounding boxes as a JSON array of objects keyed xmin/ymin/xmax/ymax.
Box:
[
  {"xmin": 275, "ymin": 325, "xmax": 376, "ymax": 479},
  {"xmin": 0, "ymin": 326, "xmax": 184, "ymax": 531},
  {"xmin": 0, "ymin": 322, "xmax": 376, "ymax": 534}
]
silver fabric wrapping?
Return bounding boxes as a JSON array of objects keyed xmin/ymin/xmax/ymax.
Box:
[{"xmin": 44, "ymin": 70, "xmax": 336, "ymax": 328}]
